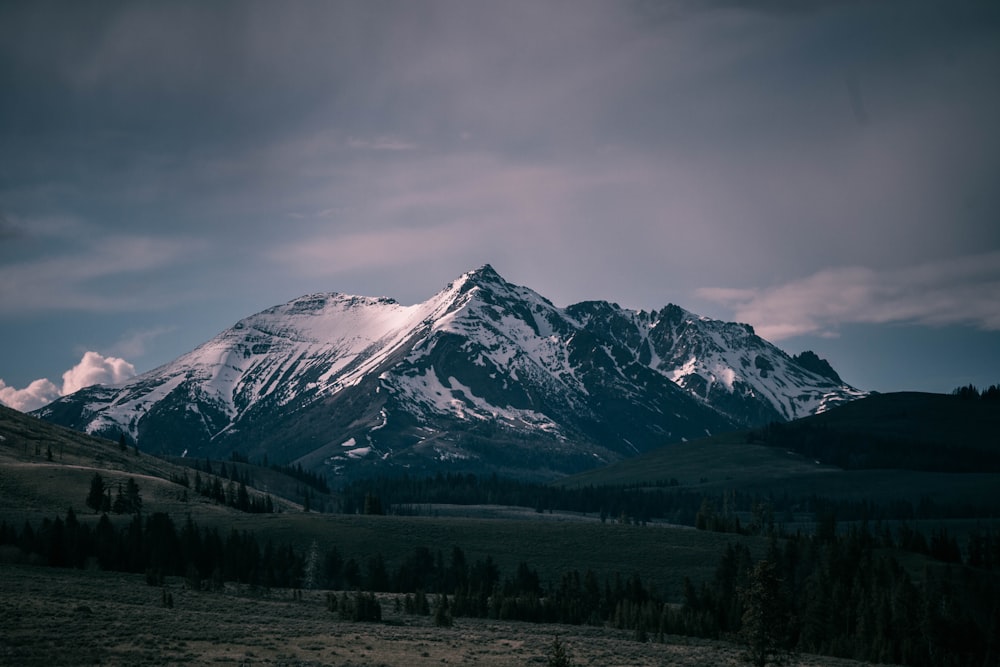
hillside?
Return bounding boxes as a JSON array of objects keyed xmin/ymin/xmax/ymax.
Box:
[
  {"xmin": 0, "ymin": 404, "xmax": 306, "ymax": 522},
  {"xmin": 560, "ymin": 392, "xmax": 1000, "ymax": 510},
  {"xmin": 749, "ymin": 391, "xmax": 1000, "ymax": 472}
]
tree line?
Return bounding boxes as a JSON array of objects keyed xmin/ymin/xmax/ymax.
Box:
[
  {"xmin": 3, "ymin": 506, "xmax": 999, "ymax": 666},
  {"xmin": 342, "ymin": 472, "xmax": 1000, "ymax": 525},
  {"xmin": 1, "ymin": 509, "xmax": 303, "ymax": 589},
  {"xmin": 952, "ymin": 383, "xmax": 1000, "ymax": 400}
]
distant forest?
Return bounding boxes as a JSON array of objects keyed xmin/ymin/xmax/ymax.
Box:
[
  {"xmin": 952, "ymin": 383, "xmax": 1000, "ymax": 400},
  {"xmin": 3, "ymin": 503, "xmax": 999, "ymax": 667},
  {"xmin": 340, "ymin": 471, "xmax": 1000, "ymax": 524}
]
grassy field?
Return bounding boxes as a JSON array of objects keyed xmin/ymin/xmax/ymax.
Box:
[
  {"xmin": 0, "ymin": 405, "xmax": 771, "ymax": 600},
  {"xmin": 204, "ymin": 512, "xmax": 771, "ymax": 599},
  {"xmin": 0, "ymin": 564, "xmax": 884, "ymax": 667}
]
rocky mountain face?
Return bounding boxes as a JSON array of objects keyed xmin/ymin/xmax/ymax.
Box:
[{"xmin": 35, "ymin": 265, "xmax": 865, "ymax": 480}]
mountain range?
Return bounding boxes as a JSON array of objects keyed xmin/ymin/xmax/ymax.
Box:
[{"xmin": 35, "ymin": 265, "xmax": 865, "ymax": 480}]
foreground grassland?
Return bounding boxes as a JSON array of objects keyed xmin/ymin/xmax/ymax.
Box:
[{"xmin": 0, "ymin": 565, "xmax": 878, "ymax": 667}]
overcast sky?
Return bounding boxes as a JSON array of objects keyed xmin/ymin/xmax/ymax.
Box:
[{"xmin": 2, "ymin": 0, "xmax": 999, "ymax": 412}]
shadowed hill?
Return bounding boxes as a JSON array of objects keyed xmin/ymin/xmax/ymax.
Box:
[{"xmin": 558, "ymin": 392, "xmax": 1000, "ymax": 509}]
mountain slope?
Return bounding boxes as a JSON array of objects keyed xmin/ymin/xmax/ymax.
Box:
[{"xmin": 36, "ymin": 265, "xmax": 863, "ymax": 480}]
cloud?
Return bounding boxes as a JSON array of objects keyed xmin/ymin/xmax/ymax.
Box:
[
  {"xmin": 0, "ymin": 351, "xmax": 136, "ymax": 413},
  {"xmin": 0, "ymin": 378, "xmax": 60, "ymax": 413},
  {"xmin": 61, "ymin": 351, "xmax": 137, "ymax": 395},
  {"xmin": 0, "ymin": 233, "xmax": 202, "ymax": 314},
  {"xmin": 110, "ymin": 326, "xmax": 177, "ymax": 359},
  {"xmin": 347, "ymin": 136, "xmax": 419, "ymax": 152},
  {"xmin": 697, "ymin": 252, "xmax": 1000, "ymax": 340}
]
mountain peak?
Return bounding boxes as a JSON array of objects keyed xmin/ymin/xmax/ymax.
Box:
[
  {"xmin": 35, "ymin": 269, "xmax": 865, "ymax": 480},
  {"xmin": 462, "ymin": 263, "xmax": 504, "ymax": 286},
  {"xmin": 792, "ymin": 350, "xmax": 843, "ymax": 384}
]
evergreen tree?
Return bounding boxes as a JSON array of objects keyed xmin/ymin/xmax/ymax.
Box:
[
  {"xmin": 363, "ymin": 492, "xmax": 384, "ymax": 515},
  {"xmin": 546, "ymin": 635, "xmax": 574, "ymax": 667},
  {"xmin": 86, "ymin": 473, "xmax": 106, "ymax": 513},
  {"xmin": 433, "ymin": 593, "xmax": 453, "ymax": 627},
  {"xmin": 740, "ymin": 560, "xmax": 791, "ymax": 667},
  {"xmin": 125, "ymin": 478, "xmax": 143, "ymax": 515}
]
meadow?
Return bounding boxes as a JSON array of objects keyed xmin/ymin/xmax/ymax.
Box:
[{"xmin": 0, "ymin": 564, "xmax": 877, "ymax": 667}]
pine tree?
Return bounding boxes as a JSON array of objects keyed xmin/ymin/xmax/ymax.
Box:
[
  {"xmin": 125, "ymin": 478, "xmax": 143, "ymax": 515},
  {"xmin": 433, "ymin": 593, "xmax": 453, "ymax": 627},
  {"xmin": 86, "ymin": 473, "xmax": 106, "ymax": 513},
  {"xmin": 546, "ymin": 635, "xmax": 573, "ymax": 667},
  {"xmin": 740, "ymin": 560, "xmax": 790, "ymax": 667}
]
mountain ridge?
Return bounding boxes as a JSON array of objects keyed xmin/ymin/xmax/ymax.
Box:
[{"xmin": 35, "ymin": 265, "xmax": 865, "ymax": 480}]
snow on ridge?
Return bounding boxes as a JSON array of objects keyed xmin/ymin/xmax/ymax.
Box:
[{"xmin": 55, "ymin": 264, "xmax": 864, "ymax": 450}]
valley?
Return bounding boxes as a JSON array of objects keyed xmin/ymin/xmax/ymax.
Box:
[{"xmin": 4, "ymin": 382, "xmax": 1000, "ymax": 666}]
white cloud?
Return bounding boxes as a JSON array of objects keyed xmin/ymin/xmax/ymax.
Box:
[
  {"xmin": 61, "ymin": 351, "xmax": 136, "ymax": 395},
  {"xmin": 697, "ymin": 252, "xmax": 1000, "ymax": 341},
  {"xmin": 0, "ymin": 378, "xmax": 61, "ymax": 413},
  {"xmin": 0, "ymin": 351, "xmax": 136, "ymax": 413}
]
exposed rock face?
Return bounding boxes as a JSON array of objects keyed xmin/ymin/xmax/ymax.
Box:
[{"xmin": 36, "ymin": 265, "xmax": 864, "ymax": 480}]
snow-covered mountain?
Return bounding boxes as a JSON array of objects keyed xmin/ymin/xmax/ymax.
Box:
[{"xmin": 36, "ymin": 265, "xmax": 865, "ymax": 480}]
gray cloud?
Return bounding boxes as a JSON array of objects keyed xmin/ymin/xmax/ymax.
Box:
[
  {"xmin": 0, "ymin": 231, "xmax": 207, "ymax": 314},
  {"xmin": 0, "ymin": 0, "xmax": 998, "ymax": 393},
  {"xmin": 697, "ymin": 252, "xmax": 1000, "ymax": 340}
]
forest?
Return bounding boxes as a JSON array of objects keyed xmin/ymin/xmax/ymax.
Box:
[
  {"xmin": 3, "ymin": 495, "xmax": 999, "ymax": 666},
  {"xmin": 340, "ymin": 471, "xmax": 1000, "ymax": 524}
]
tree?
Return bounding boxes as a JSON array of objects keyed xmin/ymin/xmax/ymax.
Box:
[
  {"xmin": 363, "ymin": 492, "xmax": 383, "ymax": 515},
  {"xmin": 125, "ymin": 478, "xmax": 143, "ymax": 515},
  {"xmin": 545, "ymin": 635, "xmax": 574, "ymax": 667},
  {"xmin": 740, "ymin": 560, "xmax": 790, "ymax": 667},
  {"xmin": 433, "ymin": 593, "xmax": 453, "ymax": 627},
  {"xmin": 86, "ymin": 473, "xmax": 106, "ymax": 513}
]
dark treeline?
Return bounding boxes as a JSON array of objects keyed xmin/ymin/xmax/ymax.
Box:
[
  {"xmin": 183, "ymin": 455, "xmax": 329, "ymax": 506},
  {"xmin": 341, "ymin": 472, "xmax": 997, "ymax": 525},
  {"xmin": 190, "ymin": 470, "xmax": 275, "ymax": 514},
  {"xmin": 224, "ymin": 451, "xmax": 331, "ymax": 495},
  {"xmin": 953, "ymin": 383, "xmax": 1000, "ymax": 400},
  {"xmin": 677, "ymin": 528, "xmax": 1000, "ymax": 667},
  {"xmin": 4, "ymin": 508, "xmax": 999, "ymax": 666},
  {"xmin": 0, "ymin": 509, "xmax": 303, "ymax": 589},
  {"xmin": 184, "ymin": 468, "xmax": 275, "ymax": 513},
  {"xmin": 267, "ymin": 461, "xmax": 331, "ymax": 495},
  {"xmin": 341, "ymin": 472, "xmax": 696, "ymax": 524}
]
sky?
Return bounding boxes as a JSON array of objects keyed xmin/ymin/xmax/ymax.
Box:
[{"xmin": 2, "ymin": 0, "xmax": 999, "ymax": 412}]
